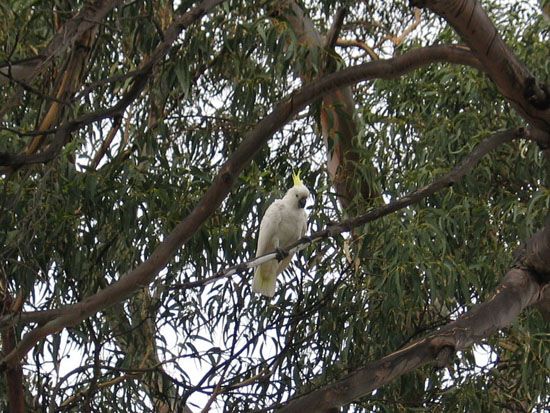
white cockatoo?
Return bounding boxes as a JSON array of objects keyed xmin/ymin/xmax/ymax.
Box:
[{"xmin": 252, "ymin": 171, "xmax": 310, "ymax": 297}]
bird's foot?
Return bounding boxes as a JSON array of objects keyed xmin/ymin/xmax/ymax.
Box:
[{"xmin": 275, "ymin": 247, "xmax": 289, "ymax": 262}]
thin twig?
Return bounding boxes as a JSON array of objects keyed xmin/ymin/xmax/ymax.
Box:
[
  {"xmin": 90, "ymin": 115, "xmax": 122, "ymax": 169},
  {"xmin": 383, "ymin": 7, "xmax": 422, "ymax": 47},
  {"xmin": 336, "ymin": 38, "xmax": 379, "ymax": 60}
]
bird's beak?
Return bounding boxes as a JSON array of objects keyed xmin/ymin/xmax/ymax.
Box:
[{"xmin": 299, "ymin": 197, "xmax": 307, "ymax": 208}]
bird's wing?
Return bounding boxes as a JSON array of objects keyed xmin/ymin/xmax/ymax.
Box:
[
  {"xmin": 300, "ymin": 210, "xmax": 307, "ymax": 237},
  {"xmin": 255, "ymin": 201, "xmax": 283, "ymax": 256}
]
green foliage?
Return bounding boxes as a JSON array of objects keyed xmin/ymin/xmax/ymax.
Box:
[{"xmin": 0, "ymin": 0, "xmax": 548, "ymax": 412}]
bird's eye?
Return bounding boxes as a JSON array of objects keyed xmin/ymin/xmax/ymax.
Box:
[{"xmin": 295, "ymin": 194, "xmax": 298, "ymax": 198}]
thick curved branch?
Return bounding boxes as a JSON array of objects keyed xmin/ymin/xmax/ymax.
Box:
[
  {"xmin": 277, "ymin": 261, "xmax": 547, "ymax": 412},
  {"xmin": 0, "ymin": 45, "xmax": 483, "ymax": 368},
  {"xmin": 277, "ymin": 219, "xmax": 550, "ymax": 412},
  {"xmin": 413, "ymin": 0, "xmax": 550, "ymax": 130}
]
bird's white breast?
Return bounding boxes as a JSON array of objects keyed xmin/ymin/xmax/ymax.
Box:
[{"xmin": 276, "ymin": 205, "xmax": 305, "ymax": 247}]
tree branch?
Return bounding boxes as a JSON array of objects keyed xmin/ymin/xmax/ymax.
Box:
[
  {"xmin": 0, "ymin": 44, "xmax": 484, "ymax": 368},
  {"xmin": 280, "ymin": 0, "xmax": 377, "ymax": 208},
  {"xmin": 412, "ymin": 0, "xmax": 550, "ymax": 130},
  {"xmin": 335, "ymin": 39, "xmax": 379, "ymax": 60},
  {"xmin": 276, "ymin": 221, "xmax": 550, "ymax": 413},
  {"xmin": 0, "ymin": 293, "xmax": 24, "ymax": 413},
  {"xmin": 0, "ymin": 45, "xmax": 479, "ymax": 168},
  {"xmin": 0, "ymin": 0, "xmax": 226, "ymax": 169},
  {"xmin": 170, "ymin": 127, "xmax": 522, "ymax": 291},
  {"xmin": 90, "ymin": 115, "xmax": 122, "ymax": 169},
  {"xmin": 0, "ymin": 0, "xmax": 126, "ymax": 125},
  {"xmin": 1, "ymin": 44, "xmax": 484, "ymax": 328},
  {"xmin": 384, "ymin": 7, "xmax": 422, "ymax": 46},
  {"xmin": 324, "ymin": 8, "xmax": 347, "ymax": 51},
  {"xmin": 0, "ymin": 0, "xmax": 125, "ymax": 85}
]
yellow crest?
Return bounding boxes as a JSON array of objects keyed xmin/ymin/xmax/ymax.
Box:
[{"xmin": 292, "ymin": 170, "xmax": 303, "ymax": 187}]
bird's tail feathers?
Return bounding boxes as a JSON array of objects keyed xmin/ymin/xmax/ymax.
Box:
[{"xmin": 252, "ymin": 263, "xmax": 277, "ymax": 298}]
